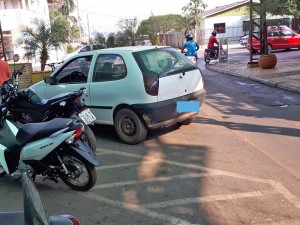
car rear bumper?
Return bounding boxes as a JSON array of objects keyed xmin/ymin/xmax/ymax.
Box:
[{"xmin": 132, "ymin": 89, "xmax": 206, "ymax": 129}]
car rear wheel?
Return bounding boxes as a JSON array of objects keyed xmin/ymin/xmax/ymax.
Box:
[{"xmin": 115, "ymin": 108, "xmax": 147, "ymax": 144}]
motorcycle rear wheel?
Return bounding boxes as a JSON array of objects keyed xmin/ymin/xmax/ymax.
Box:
[
  {"xmin": 60, "ymin": 155, "xmax": 97, "ymax": 191},
  {"xmin": 205, "ymin": 56, "xmax": 210, "ymax": 64},
  {"xmin": 72, "ymin": 115, "xmax": 97, "ymax": 152}
]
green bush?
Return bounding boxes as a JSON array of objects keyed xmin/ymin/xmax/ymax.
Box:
[{"xmin": 67, "ymin": 45, "xmax": 75, "ymax": 53}]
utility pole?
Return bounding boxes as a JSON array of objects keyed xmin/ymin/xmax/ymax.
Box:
[
  {"xmin": 87, "ymin": 14, "xmax": 91, "ymax": 44},
  {"xmin": 76, "ymin": 0, "xmax": 82, "ymax": 43}
]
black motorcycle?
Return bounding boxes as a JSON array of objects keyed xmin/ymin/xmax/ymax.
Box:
[
  {"xmin": 204, "ymin": 46, "xmax": 226, "ymax": 64},
  {"xmin": 1, "ymin": 55, "xmax": 97, "ymax": 152}
]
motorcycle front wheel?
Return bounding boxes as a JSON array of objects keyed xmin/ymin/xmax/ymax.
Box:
[{"xmin": 60, "ymin": 155, "xmax": 97, "ymax": 191}]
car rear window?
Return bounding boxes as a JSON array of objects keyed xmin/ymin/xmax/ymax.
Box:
[{"xmin": 132, "ymin": 47, "xmax": 197, "ymax": 78}]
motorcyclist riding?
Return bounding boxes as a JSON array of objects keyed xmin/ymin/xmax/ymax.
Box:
[
  {"xmin": 208, "ymin": 31, "xmax": 219, "ymax": 57},
  {"xmin": 181, "ymin": 34, "xmax": 199, "ymax": 60}
]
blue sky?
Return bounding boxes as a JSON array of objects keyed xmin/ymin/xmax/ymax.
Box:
[{"xmin": 77, "ymin": 0, "xmax": 238, "ymax": 33}]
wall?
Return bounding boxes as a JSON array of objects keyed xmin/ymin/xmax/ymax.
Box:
[
  {"xmin": 201, "ymin": 15, "xmax": 248, "ymax": 44},
  {"xmin": 9, "ymin": 63, "xmax": 33, "ymax": 90}
]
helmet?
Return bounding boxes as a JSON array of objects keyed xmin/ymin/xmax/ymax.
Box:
[
  {"xmin": 212, "ymin": 31, "xmax": 217, "ymax": 36},
  {"xmin": 185, "ymin": 34, "xmax": 193, "ymax": 41}
]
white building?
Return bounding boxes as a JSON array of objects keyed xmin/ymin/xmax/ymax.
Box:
[{"xmin": 0, "ymin": 0, "xmax": 50, "ymax": 60}]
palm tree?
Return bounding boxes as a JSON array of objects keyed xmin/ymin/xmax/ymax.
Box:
[{"xmin": 20, "ymin": 18, "xmax": 61, "ymax": 71}]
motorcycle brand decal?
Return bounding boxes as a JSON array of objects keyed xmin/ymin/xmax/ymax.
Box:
[
  {"xmin": 0, "ymin": 145, "xmax": 9, "ymax": 173},
  {"xmin": 20, "ymin": 131, "xmax": 73, "ymax": 161},
  {"xmin": 40, "ymin": 142, "xmax": 54, "ymax": 149}
]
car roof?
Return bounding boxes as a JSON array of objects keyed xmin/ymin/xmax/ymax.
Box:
[{"xmin": 94, "ymin": 46, "xmax": 170, "ymax": 53}]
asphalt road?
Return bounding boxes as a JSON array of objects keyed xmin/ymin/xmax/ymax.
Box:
[{"xmin": 1, "ymin": 56, "xmax": 300, "ymax": 225}]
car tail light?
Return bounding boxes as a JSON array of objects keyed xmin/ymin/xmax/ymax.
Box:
[
  {"xmin": 60, "ymin": 215, "xmax": 80, "ymax": 225},
  {"xmin": 143, "ymin": 75, "xmax": 159, "ymax": 96}
]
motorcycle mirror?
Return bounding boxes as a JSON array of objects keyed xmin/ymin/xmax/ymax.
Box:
[
  {"xmin": 13, "ymin": 54, "xmax": 20, "ymax": 62},
  {"xmin": 44, "ymin": 76, "xmax": 53, "ymax": 85}
]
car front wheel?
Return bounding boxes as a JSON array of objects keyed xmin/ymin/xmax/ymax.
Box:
[
  {"xmin": 114, "ymin": 108, "xmax": 147, "ymax": 144},
  {"xmin": 268, "ymin": 44, "xmax": 273, "ymax": 53}
]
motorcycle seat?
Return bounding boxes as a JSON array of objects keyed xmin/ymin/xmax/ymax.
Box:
[
  {"xmin": 16, "ymin": 118, "xmax": 73, "ymax": 146},
  {"xmin": 30, "ymin": 92, "xmax": 73, "ymax": 106}
]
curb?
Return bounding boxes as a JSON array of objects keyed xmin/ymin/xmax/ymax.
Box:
[{"xmin": 205, "ymin": 66, "xmax": 300, "ymax": 94}]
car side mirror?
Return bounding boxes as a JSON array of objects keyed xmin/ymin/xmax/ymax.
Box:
[{"xmin": 44, "ymin": 76, "xmax": 53, "ymax": 85}]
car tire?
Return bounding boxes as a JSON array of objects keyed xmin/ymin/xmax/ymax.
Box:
[
  {"xmin": 267, "ymin": 44, "xmax": 273, "ymax": 53},
  {"xmin": 178, "ymin": 117, "xmax": 195, "ymax": 126},
  {"xmin": 115, "ymin": 108, "xmax": 147, "ymax": 145}
]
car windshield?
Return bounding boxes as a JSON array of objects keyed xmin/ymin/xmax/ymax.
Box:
[{"xmin": 132, "ymin": 47, "xmax": 197, "ymax": 78}]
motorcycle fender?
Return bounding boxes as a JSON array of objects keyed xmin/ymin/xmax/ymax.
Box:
[
  {"xmin": 69, "ymin": 140, "xmax": 101, "ymax": 166},
  {"xmin": 0, "ymin": 144, "xmax": 9, "ymax": 174}
]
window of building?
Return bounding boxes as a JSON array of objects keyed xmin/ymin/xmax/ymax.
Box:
[{"xmin": 214, "ymin": 23, "xmax": 226, "ymax": 34}]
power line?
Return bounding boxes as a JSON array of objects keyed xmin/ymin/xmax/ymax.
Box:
[{"xmin": 79, "ymin": 8, "xmax": 149, "ymax": 19}]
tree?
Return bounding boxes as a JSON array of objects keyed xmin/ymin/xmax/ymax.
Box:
[
  {"xmin": 95, "ymin": 33, "xmax": 106, "ymax": 46},
  {"xmin": 182, "ymin": 0, "xmax": 207, "ymax": 39},
  {"xmin": 266, "ymin": 0, "xmax": 300, "ymax": 17},
  {"xmin": 106, "ymin": 33, "xmax": 115, "ymax": 48},
  {"xmin": 61, "ymin": 0, "xmax": 75, "ymax": 18},
  {"xmin": 50, "ymin": 12, "xmax": 70, "ymax": 44},
  {"xmin": 20, "ymin": 18, "xmax": 61, "ymax": 71},
  {"xmin": 138, "ymin": 14, "xmax": 186, "ymax": 45},
  {"xmin": 118, "ymin": 18, "xmax": 138, "ymax": 46},
  {"xmin": 115, "ymin": 31, "xmax": 130, "ymax": 47}
]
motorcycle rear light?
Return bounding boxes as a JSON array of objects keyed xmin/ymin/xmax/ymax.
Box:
[
  {"xmin": 205, "ymin": 49, "xmax": 208, "ymax": 52},
  {"xmin": 60, "ymin": 215, "xmax": 80, "ymax": 225},
  {"xmin": 73, "ymin": 96, "xmax": 81, "ymax": 103},
  {"xmin": 143, "ymin": 75, "xmax": 159, "ymax": 96},
  {"xmin": 73, "ymin": 125, "xmax": 83, "ymax": 141}
]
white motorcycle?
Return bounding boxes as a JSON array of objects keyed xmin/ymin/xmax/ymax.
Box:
[{"xmin": 0, "ymin": 104, "xmax": 100, "ymax": 191}]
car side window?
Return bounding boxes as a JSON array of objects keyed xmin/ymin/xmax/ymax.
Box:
[
  {"xmin": 281, "ymin": 30, "xmax": 293, "ymax": 36},
  {"xmin": 268, "ymin": 31, "xmax": 279, "ymax": 37},
  {"xmin": 92, "ymin": 54, "xmax": 127, "ymax": 82},
  {"xmin": 55, "ymin": 56, "xmax": 92, "ymax": 84}
]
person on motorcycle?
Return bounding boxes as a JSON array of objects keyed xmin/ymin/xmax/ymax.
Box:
[
  {"xmin": 181, "ymin": 34, "xmax": 199, "ymax": 60},
  {"xmin": 208, "ymin": 31, "xmax": 219, "ymax": 57}
]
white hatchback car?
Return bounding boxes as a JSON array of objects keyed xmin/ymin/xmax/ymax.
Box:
[{"xmin": 31, "ymin": 46, "xmax": 206, "ymax": 144}]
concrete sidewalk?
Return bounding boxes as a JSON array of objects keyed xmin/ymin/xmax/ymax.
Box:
[{"xmin": 205, "ymin": 57, "xmax": 300, "ymax": 94}]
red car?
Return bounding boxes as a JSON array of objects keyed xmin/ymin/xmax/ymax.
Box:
[{"xmin": 247, "ymin": 25, "xmax": 300, "ymax": 53}]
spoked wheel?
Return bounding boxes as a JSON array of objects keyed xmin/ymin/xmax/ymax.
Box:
[
  {"xmin": 0, "ymin": 165, "xmax": 7, "ymax": 177},
  {"xmin": 60, "ymin": 155, "xmax": 97, "ymax": 191},
  {"xmin": 114, "ymin": 108, "xmax": 147, "ymax": 144}
]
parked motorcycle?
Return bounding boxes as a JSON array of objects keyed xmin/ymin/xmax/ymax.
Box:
[
  {"xmin": 0, "ymin": 102, "xmax": 100, "ymax": 191},
  {"xmin": 204, "ymin": 45, "xmax": 226, "ymax": 64},
  {"xmin": 0, "ymin": 173, "xmax": 81, "ymax": 225},
  {"xmin": 1, "ymin": 55, "xmax": 97, "ymax": 152}
]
